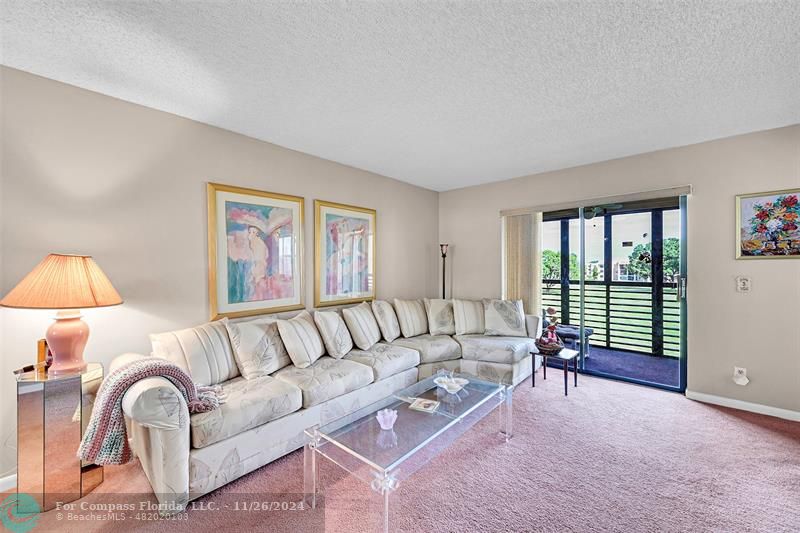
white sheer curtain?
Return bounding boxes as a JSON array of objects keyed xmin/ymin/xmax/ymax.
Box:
[{"xmin": 502, "ymin": 212, "xmax": 543, "ymax": 315}]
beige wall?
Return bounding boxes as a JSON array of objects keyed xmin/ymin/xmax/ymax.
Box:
[
  {"xmin": 0, "ymin": 67, "xmax": 439, "ymax": 476},
  {"xmin": 440, "ymin": 125, "xmax": 800, "ymax": 413}
]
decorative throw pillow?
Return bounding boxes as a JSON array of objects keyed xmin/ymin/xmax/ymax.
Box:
[
  {"xmin": 483, "ymin": 299, "xmax": 527, "ymax": 337},
  {"xmin": 276, "ymin": 310, "xmax": 325, "ymax": 369},
  {"xmin": 393, "ymin": 298, "xmax": 428, "ymax": 338},
  {"xmin": 371, "ymin": 300, "xmax": 401, "ymax": 342},
  {"xmin": 224, "ymin": 317, "xmax": 292, "ymax": 378},
  {"xmin": 150, "ymin": 318, "xmax": 239, "ymax": 387},
  {"xmin": 453, "ymin": 299, "xmax": 485, "ymax": 335},
  {"xmin": 424, "ymin": 298, "xmax": 456, "ymax": 336},
  {"xmin": 313, "ymin": 310, "xmax": 354, "ymax": 358},
  {"xmin": 342, "ymin": 302, "xmax": 381, "ymax": 350}
]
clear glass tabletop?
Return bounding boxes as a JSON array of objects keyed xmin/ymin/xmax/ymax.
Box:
[
  {"xmin": 306, "ymin": 369, "xmax": 512, "ymax": 484},
  {"xmin": 329, "ymin": 373, "xmax": 501, "ymax": 464},
  {"xmin": 304, "ymin": 370, "xmax": 513, "ymax": 532}
]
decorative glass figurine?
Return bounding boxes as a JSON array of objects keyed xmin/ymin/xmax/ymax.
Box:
[{"xmin": 376, "ymin": 408, "xmax": 397, "ymax": 430}]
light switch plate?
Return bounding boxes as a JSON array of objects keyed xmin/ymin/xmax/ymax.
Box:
[
  {"xmin": 733, "ymin": 367, "xmax": 749, "ymax": 386},
  {"xmin": 735, "ymin": 276, "xmax": 751, "ymax": 293}
]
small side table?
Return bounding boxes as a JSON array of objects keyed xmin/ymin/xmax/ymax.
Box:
[
  {"xmin": 531, "ymin": 349, "xmax": 578, "ymax": 396},
  {"xmin": 15, "ymin": 363, "xmax": 104, "ymax": 513}
]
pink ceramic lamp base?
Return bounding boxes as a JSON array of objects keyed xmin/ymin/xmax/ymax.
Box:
[{"xmin": 46, "ymin": 310, "xmax": 89, "ymax": 376}]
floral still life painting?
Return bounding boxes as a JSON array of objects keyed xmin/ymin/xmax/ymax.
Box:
[
  {"xmin": 208, "ymin": 183, "xmax": 304, "ymax": 318},
  {"xmin": 736, "ymin": 189, "xmax": 800, "ymax": 259},
  {"xmin": 315, "ymin": 200, "xmax": 376, "ymax": 307}
]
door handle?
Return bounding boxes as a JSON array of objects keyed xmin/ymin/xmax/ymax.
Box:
[{"xmin": 676, "ymin": 276, "xmax": 687, "ymax": 301}]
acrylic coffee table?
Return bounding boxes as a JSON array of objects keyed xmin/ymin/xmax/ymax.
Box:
[{"xmin": 303, "ymin": 370, "xmax": 512, "ymax": 532}]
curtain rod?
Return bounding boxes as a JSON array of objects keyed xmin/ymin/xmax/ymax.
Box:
[{"xmin": 499, "ymin": 185, "xmax": 692, "ymax": 217}]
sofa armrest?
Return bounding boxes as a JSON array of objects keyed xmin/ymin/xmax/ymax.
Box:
[
  {"xmin": 525, "ymin": 314, "xmax": 542, "ymax": 339},
  {"xmin": 109, "ymin": 353, "xmax": 189, "ymax": 430},
  {"xmin": 109, "ymin": 352, "xmax": 191, "ymax": 511}
]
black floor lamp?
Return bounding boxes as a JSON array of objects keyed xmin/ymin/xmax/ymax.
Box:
[{"xmin": 440, "ymin": 243, "xmax": 448, "ymax": 299}]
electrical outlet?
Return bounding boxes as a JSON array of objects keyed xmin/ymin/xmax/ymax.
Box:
[{"xmin": 735, "ymin": 276, "xmax": 751, "ymax": 293}]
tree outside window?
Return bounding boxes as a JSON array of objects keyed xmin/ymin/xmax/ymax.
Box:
[{"xmin": 626, "ymin": 238, "xmax": 680, "ymax": 282}]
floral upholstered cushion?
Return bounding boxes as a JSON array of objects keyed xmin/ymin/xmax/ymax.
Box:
[
  {"xmin": 454, "ymin": 335, "xmax": 535, "ymax": 364},
  {"xmin": 483, "ymin": 299, "xmax": 527, "ymax": 337},
  {"xmin": 276, "ymin": 310, "xmax": 325, "ymax": 369},
  {"xmin": 190, "ymin": 375, "xmax": 302, "ymax": 449},
  {"xmin": 225, "ymin": 317, "xmax": 292, "ymax": 378},
  {"xmin": 371, "ymin": 300, "xmax": 401, "ymax": 343},
  {"xmin": 273, "ymin": 357, "xmax": 374, "ymax": 408},
  {"xmin": 391, "ymin": 334, "xmax": 461, "ymax": 363},
  {"xmin": 313, "ymin": 310, "xmax": 353, "ymax": 358},
  {"xmin": 424, "ymin": 298, "xmax": 456, "ymax": 336},
  {"xmin": 344, "ymin": 342, "xmax": 420, "ymax": 380}
]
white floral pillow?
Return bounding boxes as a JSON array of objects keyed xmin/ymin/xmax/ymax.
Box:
[
  {"xmin": 371, "ymin": 300, "xmax": 401, "ymax": 343},
  {"xmin": 483, "ymin": 299, "xmax": 527, "ymax": 337},
  {"xmin": 276, "ymin": 310, "xmax": 325, "ymax": 368},
  {"xmin": 225, "ymin": 317, "xmax": 292, "ymax": 378},
  {"xmin": 424, "ymin": 298, "xmax": 455, "ymax": 336},
  {"xmin": 313, "ymin": 310, "xmax": 353, "ymax": 358},
  {"xmin": 342, "ymin": 302, "xmax": 381, "ymax": 350}
]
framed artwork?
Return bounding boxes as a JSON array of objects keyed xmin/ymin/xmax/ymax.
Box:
[
  {"xmin": 314, "ymin": 200, "xmax": 376, "ymax": 307},
  {"xmin": 736, "ymin": 188, "xmax": 800, "ymax": 259},
  {"xmin": 207, "ymin": 183, "xmax": 304, "ymax": 319}
]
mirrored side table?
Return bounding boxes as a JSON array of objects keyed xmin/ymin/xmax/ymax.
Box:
[{"xmin": 16, "ymin": 362, "xmax": 104, "ymax": 512}]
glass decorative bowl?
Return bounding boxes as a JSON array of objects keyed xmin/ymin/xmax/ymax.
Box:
[{"xmin": 433, "ymin": 376, "xmax": 469, "ymax": 394}]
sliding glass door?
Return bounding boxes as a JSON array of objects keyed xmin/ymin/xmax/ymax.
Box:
[{"xmin": 542, "ymin": 196, "xmax": 687, "ymax": 392}]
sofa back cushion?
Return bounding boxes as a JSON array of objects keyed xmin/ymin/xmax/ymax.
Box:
[
  {"xmin": 393, "ymin": 298, "xmax": 428, "ymax": 338},
  {"xmin": 225, "ymin": 317, "xmax": 292, "ymax": 378},
  {"xmin": 342, "ymin": 302, "xmax": 381, "ymax": 350},
  {"xmin": 276, "ymin": 310, "xmax": 325, "ymax": 368},
  {"xmin": 150, "ymin": 318, "xmax": 239, "ymax": 386},
  {"xmin": 371, "ymin": 300, "xmax": 401, "ymax": 342},
  {"xmin": 483, "ymin": 299, "xmax": 527, "ymax": 337},
  {"xmin": 453, "ymin": 299, "xmax": 485, "ymax": 335},
  {"xmin": 314, "ymin": 310, "xmax": 354, "ymax": 358},
  {"xmin": 424, "ymin": 298, "xmax": 456, "ymax": 335}
]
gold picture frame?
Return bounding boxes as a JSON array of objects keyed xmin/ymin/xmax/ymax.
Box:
[
  {"xmin": 207, "ymin": 182, "xmax": 305, "ymax": 319},
  {"xmin": 314, "ymin": 200, "xmax": 377, "ymax": 307},
  {"xmin": 735, "ymin": 188, "xmax": 800, "ymax": 259}
]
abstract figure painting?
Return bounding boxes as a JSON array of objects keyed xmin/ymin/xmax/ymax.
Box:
[
  {"xmin": 736, "ymin": 188, "xmax": 800, "ymax": 259},
  {"xmin": 315, "ymin": 200, "xmax": 376, "ymax": 307},
  {"xmin": 208, "ymin": 183, "xmax": 304, "ymax": 319}
]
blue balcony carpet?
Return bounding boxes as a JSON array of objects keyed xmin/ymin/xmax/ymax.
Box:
[{"xmin": 549, "ymin": 345, "xmax": 680, "ymax": 387}]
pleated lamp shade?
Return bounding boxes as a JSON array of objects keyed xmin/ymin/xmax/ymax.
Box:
[{"xmin": 0, "ymin": 254, "xmax": 123, "ymax": 309}]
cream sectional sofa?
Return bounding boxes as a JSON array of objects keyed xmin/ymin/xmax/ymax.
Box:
[{"xmin": 111, "ymin": 298, "xmax": 542, "ymax": 510}]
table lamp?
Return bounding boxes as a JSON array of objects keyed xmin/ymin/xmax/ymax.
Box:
[{"xmin": 0, "ymin": 254, "xmax": 122, "ymax": 375}]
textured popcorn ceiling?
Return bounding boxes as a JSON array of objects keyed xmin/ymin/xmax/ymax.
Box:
[{"xmin": 2, "ymin": 1, "xmax": 799, "ymax": 191}]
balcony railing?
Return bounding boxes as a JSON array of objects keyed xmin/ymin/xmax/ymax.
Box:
[{"xmin": 542, "ymin": 279, "xmax": 680, "ymax": 357}]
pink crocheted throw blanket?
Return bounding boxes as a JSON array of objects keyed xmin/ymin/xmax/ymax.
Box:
[{"xmin": 78, "ymin": 358, "xmax": 222, "ymax": 465}]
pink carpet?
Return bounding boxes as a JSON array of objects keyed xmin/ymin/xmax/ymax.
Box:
[{"xmin": 12, "ymin": 373, "xmax": 800, "ymax": 532}]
